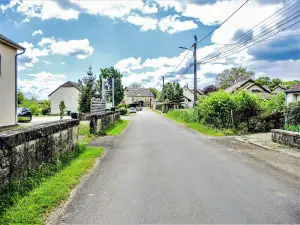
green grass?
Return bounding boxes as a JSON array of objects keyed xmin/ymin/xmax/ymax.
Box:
[
  {"xmin": 100, "ymin": 120, "xmax": 129, "ymax": 136},
  {"xmin": 163, "ymin": 113, "xmax": 225, "ymax": 136},
  {"xmin": 1, "ymin": 146, "xmax": 103, "ymax": 224}
]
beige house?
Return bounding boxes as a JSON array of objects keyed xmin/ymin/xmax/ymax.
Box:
[
  {"xmin": 285, "ymin": 83, "xmax": 300, "ymax": 104},
  {"xmin": 49, "ymin": 81, "xmax": 81, "ymax": 115},
  {"xmin": 225, "ymin": 79, "xmax": 271, "ymax": 98},
  {"xmin": 182, "ymin": 85, "xmax": 202, "ymax": 103},
  {"xmin": 0, "ymin": 34, "xmax": 25, "ymax": 127},
  {"xmin": 123, "ymin": 88, "xmax": 154, "ymax": 107}
]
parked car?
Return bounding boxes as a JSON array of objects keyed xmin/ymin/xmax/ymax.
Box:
[
  {"xmin": 17, "ymin": 107, "xmax": 32, "ymax": 122},
  {"xmin": 129, "ymin": 107, "xmax": 137, "ymax": 113}
]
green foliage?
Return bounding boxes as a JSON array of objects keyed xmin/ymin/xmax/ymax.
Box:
[
  {"xmin": 79, "ymin": 123, "xmax": 90, "ymax": 135},
  {"xmin": 120, "ymin": 107, "xmax": 127, "ymax": 115},
  {"xmin": 162, "ymin": 82, "xmax": 183, "ymax": 103},
  {"xmin": 19, "ymin": 99, "xmax": 41, "ymax": 115},
  {"xmin": 264, "ymin": 92, "xmax": 285, "ymax": 113},
  {"xmin": 284, "ymin": 124, "xmax": 300, "ymax": 132},
  {"xmin": 59, "ymin": 100, "xmax": 66, "ymax": 119},
  {"xmin": 79, "ymin": 65, "xmax": 96, "ymax": 113},
  {"xmin": 216, "ymin": 67, "xmax": 255, "ymax": 89},
  {"xmin": 285, "ymin": 101, "xmax": 300, "ymax": 126},
  {"xmin": 283, "ymin": 80, "xmax": 300, "ymax": 89},
  {"xmin": 17, "ymin": 89, "xmax": 24, "ymax": 105},
  {"xmin": 98, "ymin": 67, "xmax": 124, "ymax": 105},
  {"xmin": 166, "ymin": 109, "xmax": 198, "ymax": 123},
  {"xmin": 255, "ymin": 76, "xmax": 271, "ymax": 87},
  {"xmin": 150, "ymin": 87, "xmax": 160, "ymax": 99}
]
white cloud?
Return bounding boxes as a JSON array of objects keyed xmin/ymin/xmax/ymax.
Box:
[
  {"xmin": 18, "ymin": 72, "xmax": 66, "ymax": 99},
  {"xmin": 115, "ymin": 57, "xmax": 143, "ymax": 73},
  {"xmin": 126, "ymin": 14, "xmax": 158, "ymax": 31},
  {"xmin": 158, "ymin": 15, "xmax": 198, "ymax": 34},
  {"xmin": 61, "ymin": 61, "xmax": 66, "ymax": 65},
  {"xmin": 32, "ymin": 30, "xmax": 43, "ymax": 36},
  {"xmin": 21, "ymin": 18, "xmax": 30, "ymax": 23},
  {"xmin": 71, "ymin": 0, "xmax": 143, "ymax": 19},
  {"xmin": 142, "ymin": 4, "xmax": 158, "ymax": 14},
  {"xmin": 1, "ymin": 0, "xmax": 79, "ymax": 20},
  {"xmin": 42, "ymin": 60, "xmax": 51, "ymax": 64},
  {"xmin": 38, "ymin": 37, "xmax": 94, "ymax": 59}
]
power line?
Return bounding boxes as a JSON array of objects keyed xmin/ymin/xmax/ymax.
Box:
[
  {"xmin": 198, "ymin": 0, "xmax": 300, "ymax": 63},
  {"xmin": 196, "ymin": 0, "xmax": 250, "ymax": 44}
]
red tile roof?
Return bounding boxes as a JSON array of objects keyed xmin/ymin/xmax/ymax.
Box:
[{"xmin": 286, "ymin": 83, "xmax": 300, "ymax": 92}]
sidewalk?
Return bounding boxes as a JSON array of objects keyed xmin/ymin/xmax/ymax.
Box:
[{"xmin": 236, "ymin": 132, "xmax": 300, "ymax": 159}]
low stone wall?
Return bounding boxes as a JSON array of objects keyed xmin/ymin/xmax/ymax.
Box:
[
  {"xmin": 0, "ymin": 119, "xmax": 79, "ymax": 189},
  {"xmin": 271, "ymin": 129, "xmax": 300, "ymax": 150},
  {"xmin": 90, "ymin": 111, "xmax": 120, "ymax": 134}
]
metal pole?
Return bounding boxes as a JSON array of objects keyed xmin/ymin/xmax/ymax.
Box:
[{"xmin": 193, "ymin": 35, "xmax": 197, "ymax": 107}]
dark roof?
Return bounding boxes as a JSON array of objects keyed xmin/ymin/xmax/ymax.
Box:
[
  {"xmin": 0, "ymin": 33, "xmax": 25, "ymax": 50},
  {"xmin": 225, "ymin": 78, "xmax": 271, "ymax": 93},
  {"xmin": 285, "ymin": 83, "xmax": 300, "ymax": 93},
  {"xmin": 48, "ymin": 81, "xmax": 81, "ymax": 97},
  {"xmin": 125, "ymin": 88, "xmax": 154, "ymax": 97}
]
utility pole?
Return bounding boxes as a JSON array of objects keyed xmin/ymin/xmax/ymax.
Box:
[{"xmin": 193, "ymin": 35, "xmax": 197, "ymax": 107}]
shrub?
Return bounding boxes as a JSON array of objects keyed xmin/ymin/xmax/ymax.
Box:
[
  {"xmin": 120, "ymin": 107, "xmax": 127, "ymax": 115},
  {"xmin": 285, "ymin": 101, "xmax": 300, "ymax": 125},
  {"xmin": 264, "ymin": 92, "xmax": 285, "ymax": 113},
  {"xmin": 284, "ymin": 124, "xmax": 300, "ymax": 132}
]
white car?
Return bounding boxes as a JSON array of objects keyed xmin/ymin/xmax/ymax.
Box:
[{"xmin": 129, "ymin": 107, "xmax": 137, "ymax": 113}]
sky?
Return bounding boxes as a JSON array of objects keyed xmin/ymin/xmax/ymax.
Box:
[{"xmin": 1, "ymin": 0, "xmax": 300, "ymax": 99}]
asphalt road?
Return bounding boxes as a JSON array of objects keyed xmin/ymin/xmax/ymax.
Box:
[{"xmin": 54, "ymin": 110, "xmax": 300, "ymax": 224}]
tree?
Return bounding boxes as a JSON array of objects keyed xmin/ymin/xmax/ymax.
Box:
[
  {"xmin": 174, "ymin": 82, "xmax": 183, "ymax": 103},
  {"xmin": 216, "ymin": 67, "xmax": 255, "ymax": 89},
  {"xmin": 150, "ymin": 87, "xmax": 160, "ymax": 99},
  {"xmin": 162, "ymin": 82, "xmax": 183, "ymax": 103},
  {"xmin": 269, "ymin": 78, "xmax": 283, "ymax": 89},
  {"xmin": 255, "ymin": 76, "xmax": 271, "ymax": 87},
  {"xmin": 17, "ymin": 89, "xmax": 24, "ymax": 105},
  {"xmin": 59, "ymin": 100, "xmax": 66, "ymax": 119},
  {"xmin": 78, "ymin": 65, "xmax": 96, "ymax": 113},
  {"xmin": 202, "ymin": 84, "xmax": 217, "ymax": 95},
  {"xmin": 98, "ymin": 67, "xmax": 124, "ymax": 105},
  {"xmin": 128, "ymin": 82, "xmax": 143, "ymax": 88}
]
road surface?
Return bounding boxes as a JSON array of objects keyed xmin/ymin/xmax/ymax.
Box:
[{"xmin": 54, "ymin": 110, "xmax": 300, "ymax": 224}]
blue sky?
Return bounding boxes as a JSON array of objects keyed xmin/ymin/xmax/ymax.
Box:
[{"xmin": 1, "ymin": 0, "xmax": 299, "ymax": 99}]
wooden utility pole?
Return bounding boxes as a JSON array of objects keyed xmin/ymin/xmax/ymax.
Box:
[{"xmin": 193, "ymin": 35, "xmax": 197, "ymax": 107}]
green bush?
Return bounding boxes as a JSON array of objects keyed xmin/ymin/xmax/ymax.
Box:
[
  {"xmin": 285, "ymin": 101, "xmax": 300, "ymax": 125},
  {"xmin": 120, "ymin": 107, "xmax": 127, "ymax": 115},
  {"xmin": 264, "ymin": 92, "xmax": 285, "ymax": 113},
  {"xmin": 284, "ymin": 124, "xmax": 300, "ymax": 132}
]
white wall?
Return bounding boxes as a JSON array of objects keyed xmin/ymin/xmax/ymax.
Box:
[
  {"xmin": 0, "ymin": 42, "xmax": 17, "ymax": 127},
  {"xmin": 183, "ymin": 87, "xmax": 193, "ymax": 101},
  {"xmin": 286, "ymin": 93, "xmax": 299, "ymax": 104},
  {"xmin": 50, "ymin": 87, "xmax": 80, "ymax": 114}
]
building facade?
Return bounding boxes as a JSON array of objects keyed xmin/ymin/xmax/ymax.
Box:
[
  {"xmin": 285, "ymin": 83, "xmax": 300, "ymax": 104},
  {"xmin": 123, "ymin": 88, "xmax": 155, "ymax": 107},
  {"xmin": 49, "ymin": 81, "xmax": 81, "ymax": 114},
  {"xmin": 0, "ymin": 34, "xmax": 25, "ymax": 127}
]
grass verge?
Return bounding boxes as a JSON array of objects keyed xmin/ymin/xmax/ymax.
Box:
[
  {"xmin": 79, "ymin": 123, "xmax": 90, "ymax": 135},
  {"xmin": 163, "ymin": 114, "xmax": 225, "ymax": 136},
  {"xmin": 0, "ymin": 146, "xmax": 103, "ymax": 224},
  {"xmin": 99, "ymin": 119, "xmax": 129, "ymax": 136}
]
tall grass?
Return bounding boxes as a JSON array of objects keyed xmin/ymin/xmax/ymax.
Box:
[{"xmin": 166, "ymin": 109, "xmax": 199, "ymax": 123}]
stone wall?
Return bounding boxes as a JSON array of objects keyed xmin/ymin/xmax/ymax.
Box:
[
  {"xmin": 271, "ymin": 129, "xmax": 300, "ymax": 150},
  {"xmin": 90, "ymin": 111, "xmax": 120, "ymax": 134},
  {"xmin": 0, "ymin": 119, "xmax": 79, "ymax": 189}
]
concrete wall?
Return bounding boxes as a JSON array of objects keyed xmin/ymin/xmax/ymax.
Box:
[
  {"xmin": 0, "ymin": 42, "xmax": 17, "ymax": 127},
  {"xmin": 50, "ymin": 87, "xmax": 80, "ymax": 114},
  {"xmin": 271, "ymin": 129, "xmax": 300, "ymax": 150},
  {"xmin": 90, "ymin": 111, "xmax": 120, "ymax": 134},
  {"xmin": 0, "ymin": 119, "xmax": 79, "ymax": 189}
]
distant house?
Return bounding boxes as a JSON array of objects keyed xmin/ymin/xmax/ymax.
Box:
[
  {"xmin": 271, "ymin": 86, "xmax": 286, "ymax": 95},
  {"xmin": 182, "ymin": 85, "xmax": 202, "ymax": 103},
  {"xmin": 0, "ymin": 34, "xmax": 25, "ymax": 127},
  {"xmin": 285, "ymin": 83, "xmax": 300, "ymax": 104},
  {"xmin": 49, "ymin": 81, "xmax": 81, "ymax": 115},
  {"xmin": 123, "ymin": 88, "xmax": 154, "ymax": 107},
  {"xmin": 224, "ymin": 79, "xmax": 271, "ymax": 98}
]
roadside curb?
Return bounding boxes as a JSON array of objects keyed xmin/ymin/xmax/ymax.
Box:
[{"xmin": 236, "ymin": 137, "xmax": 300, "ymax": 160}]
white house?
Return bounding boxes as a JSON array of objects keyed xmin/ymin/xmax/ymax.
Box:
[
  {"xmin": 0, "ymin": 34, "xmax": 25, "ymax": 127},
  {"xmin": 285, "ymin": 83, "xmax": 300, "ymax": 104},
  {"xmin": 182, "ymin": 85, "xmax": 202, "ymax": 103},
  {"xmin": 225, "ymin": 79, "xmax": 271, "ymax": 98},
  {"xmin": 49, "ymin": 81, "xmax": 81, "ymax": 115}
]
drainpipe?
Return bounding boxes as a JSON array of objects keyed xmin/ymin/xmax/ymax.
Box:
[{"xmin": 15, "ymin": 48, "xmax": 26, "ymax": 124}]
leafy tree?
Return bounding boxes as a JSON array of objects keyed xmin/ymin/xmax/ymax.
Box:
[
  {"xmin": 98, "ymin": 67, "xmax": 124, "ymax": 105},
  {"xmin": 162, "ymin": 82, "xmax": 183, "ymax": 103},
  {"xmin": 128, "ymin": 82, "xmax": 143, "ymax": 88},
  {"xmin": 59, "ymin": 100, "xmax": 66, "ymax": 119},
  {"xmin": 269, "ymin": 78, "xmax": 283, "ymax": 89},
  {"xmin": 283, "ymin": 80, "xmax": 300, "ymax": 89},
  {"xmin": 255, "ymin": 76, "xmax": 271, "ymax": 87},
  {"xmin": 174, "ymin": 82, "xmax": 183, "ymax": 103},
  {"xmin": 17, "ymin": 89, "xmax": 24, "ymax": 105},
  {"xmin": 264, "ymin": 92, "xmax": 285, "ymax": 113},
  {"xmin": 216, "ymin": 67, "xmax": 255, "ymax": 89},
  {"xmin": 202, "ymin": 84, "xmax": 217, "ymax": 95},
  {"xmin": 150, "ymin": 87, "xmax": 160, "ymax": 99},
  {"xmin": 78, "ymin": 65, "xmax": 96, "ymax": 113}
]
